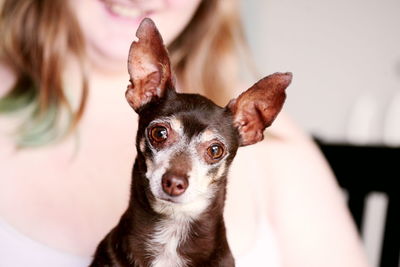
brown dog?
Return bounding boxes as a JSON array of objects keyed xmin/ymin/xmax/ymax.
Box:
[{"xmin": 90, "ymin": 18, "xmax": 292, "ymax": 267}]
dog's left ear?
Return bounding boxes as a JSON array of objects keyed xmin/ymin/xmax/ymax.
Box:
[
  {"xmin": 227, "ymin": 72, "xmax": 292, "ymax": 146},
  {"xmin": 125, "ymin": 18, "xmax": 173, "ymax": 112}
]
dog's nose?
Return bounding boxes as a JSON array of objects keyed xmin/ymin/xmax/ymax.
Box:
[{"xmin": 161, "ymin": 173, "xmax": 188, "ymax": 197}]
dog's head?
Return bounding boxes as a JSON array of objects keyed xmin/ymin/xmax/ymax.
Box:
[{"xmin": 126, "ymin": 18, "xmax": 292, "ymax": 218}]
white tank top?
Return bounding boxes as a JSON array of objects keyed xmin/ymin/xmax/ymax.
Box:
[
  {"xmin": 0, "ymin": 219, "xmax": 90, "ymax": 267},
  {"xmin": 0, "ymin": 215, "xmax": 280, "ymax": 267}
]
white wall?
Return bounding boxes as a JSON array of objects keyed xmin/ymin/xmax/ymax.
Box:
[{"xmin": 241, "ymin": 0, "xmax": 400, "ymax": 143}]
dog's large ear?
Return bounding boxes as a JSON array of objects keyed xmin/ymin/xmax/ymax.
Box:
[
  {"xmin": 125, "ymin": 18, "xmax": 173, "ymax": 112},
  {"xmin": 227, "ymin": 72, "xmax": 292, "ymax": 146}
]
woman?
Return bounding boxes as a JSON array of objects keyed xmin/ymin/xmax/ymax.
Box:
[{"xmin": 0, "ymin": 0, "xmax": 369, "ymax": 266}]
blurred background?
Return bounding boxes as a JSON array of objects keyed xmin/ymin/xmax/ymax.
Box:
[{"xmin": 240, "ymin": 0, "xmax": 400, "ymax": 267}]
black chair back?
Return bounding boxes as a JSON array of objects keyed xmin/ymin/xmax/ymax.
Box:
[{"xmin": 315, "ymin": 139, "xmax": 399, "ymax": 267}]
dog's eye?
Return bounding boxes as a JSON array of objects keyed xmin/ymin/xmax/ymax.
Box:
[
  {"xmin": 150, "ymin": 126, "xmax": 168, "ymax": 143},
  {"xmin": 207, "ymin": 144, "xmax": 224, "ymax": 160}
]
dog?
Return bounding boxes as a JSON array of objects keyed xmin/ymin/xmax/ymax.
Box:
[{"xmin": 89, "ymin": 18, "xmax": 292, "ymax": 267}]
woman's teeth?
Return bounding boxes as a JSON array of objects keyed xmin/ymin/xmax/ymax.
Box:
[{"xmin": 107, "ymin": 3, "xmax": 143, "ymax": 18}]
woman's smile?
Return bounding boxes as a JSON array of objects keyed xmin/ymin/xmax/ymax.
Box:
[{"xmin": 99, "ymin": 0, "xmax": 164, "ymax": 21}]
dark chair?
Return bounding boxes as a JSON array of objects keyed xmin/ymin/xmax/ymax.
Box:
[{"xmin": 315, "ymin": 139, "xmax": 399, "ymax": 267}]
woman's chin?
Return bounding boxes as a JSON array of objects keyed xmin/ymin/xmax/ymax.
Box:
[{"xmin": 85, "ymin": 44, "xmax": 130, "ymax": 76}]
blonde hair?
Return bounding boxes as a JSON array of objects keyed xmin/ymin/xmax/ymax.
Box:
[
  {"xmin": 0, "ymin": 0, "xmax": 249, "ymax": 147},
  {"xmin": 170, "ymin": 0, "xmax": 248, "ymax": 105},
  {"xmin": 0, "ymin": 0, "xmax": 88, "ymax": 147}
]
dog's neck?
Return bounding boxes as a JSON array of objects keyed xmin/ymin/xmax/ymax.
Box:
[{"xmin": 115, "ymin": 154, "xmax": 229, "ymax": 267}]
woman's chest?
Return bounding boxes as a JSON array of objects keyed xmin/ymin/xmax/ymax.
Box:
[
  {"xmin": 0, "ymin": 129, "xmax": 269, "ymax": 257},
  {"xmin": 0, "ymin": 121, "xmax": 136, "ymax": 254}
]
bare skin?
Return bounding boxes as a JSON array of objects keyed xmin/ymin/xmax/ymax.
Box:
[{"xmin": 0, "ymin": 64, "xmax": 368, "ymax": 266}]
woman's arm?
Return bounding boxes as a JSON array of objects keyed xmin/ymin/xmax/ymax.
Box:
[{"xmin": 263, "ymin": 112, "xmax": 370, "ymax": 267}]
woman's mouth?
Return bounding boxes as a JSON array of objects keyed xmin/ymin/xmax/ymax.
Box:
[
  {"xmin": 100, "ymin": 0, "xmax": 153, "ymax": 20},
  {"xmin": 108, "ymin": 3, "xmax": 142, "ymax": 18}
]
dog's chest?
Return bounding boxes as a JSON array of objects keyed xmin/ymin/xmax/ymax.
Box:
[{"xmin": 147, "ymin": 217, "xmax": 191, "ymax": 267}]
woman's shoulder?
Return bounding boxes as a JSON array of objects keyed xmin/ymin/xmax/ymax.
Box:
[
  {"xmin": 242, "ymin": 111, "xmax": 337, "ymax": 198},
  {"xmin": 248, "ymin": 111, "xmax": 325, "ymax": 163},
  {"xmin": 253, "ymin": 114, "xmax": 369, "ymax": 267}
]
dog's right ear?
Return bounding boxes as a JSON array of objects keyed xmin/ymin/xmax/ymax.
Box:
[{"xmin": 125, "ymin": 18, "xmax": 173, "ymax": 112}]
